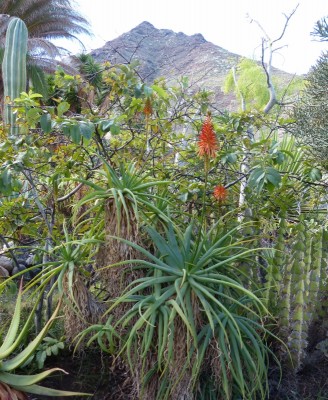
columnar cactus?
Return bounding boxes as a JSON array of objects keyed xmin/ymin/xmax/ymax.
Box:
[
  {"xmin": 266, "ymin": 215, "xmax": 286, "ymax": 308},
  {"xmin": 303, "ymin": 224, "xmax": 313, "ymax": 296},
  {"xmin": 274, "ymin": 218, "xmax": 327, "ymax": 371},
  {"xmin": 316, "ymin": 229, "xmax": 328, "ymax": 318},
  {"xmin": 278, "ymin": 221, "xmax": 293, "ymax": 342},
  {"xmin": 2, "ymin": 17, "xmax": 28, "ymax": 135},
  {"xmin": 287, "ymin": 221, "xmax": 307, "ymax": 370},
  {"xmin": 309, "ymin": 227, "xmax": 323, "ymax": 311}
]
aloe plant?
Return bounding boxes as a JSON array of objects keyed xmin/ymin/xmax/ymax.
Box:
[
  {"xmin": 2, "ymin": 17, "xmax": 28, "ymax": 136},
  {"xmin": 77, "ymin": 221, "xmax": 276, "ymax": 399},
  {"xmin": 0, "ymin": 282, "xmax": 91, "ymax": 397}
]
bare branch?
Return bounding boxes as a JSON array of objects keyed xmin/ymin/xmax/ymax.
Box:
[
  {"xmin": 249, "ymin": 4, "xmax": 299, "ymax": 113},
  {"xmin": 56, "ymin": 182, "xmax": 84, "ymax": 203},
  {"xmin": 272, "ymin": 5, "xmax": 299, "ymax": 45},
  {"xmin": 248, "ymin": 14, "xmax": 270, "ymax": 41}
]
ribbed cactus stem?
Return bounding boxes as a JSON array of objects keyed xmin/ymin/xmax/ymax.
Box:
[
  {"xmin": 267, "ymin": 216, "xmax": 286, "ymax": 308},
  {"xmin": 304, "ymin": 224, "xmax": 312, "ymax": 294},
  {"xmin": 2, "ymin": 17, "xmax": 28, "ymax": 136},
  {"xmin": 279, "ymin": 219, "xmax": 294, "ymax": 342},
  {"xmin": 287, "ymin": 221, "xmax": 307, "ymax": 371},
  {"xmin": 309, "ymin": 228, "xmax": 323, "ymax": 313},
  {"xmin": 316, "ymin": 229, "xmax": 328, "ymax": 318}
]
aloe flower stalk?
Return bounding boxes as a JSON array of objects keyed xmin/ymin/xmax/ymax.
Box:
[{"xmin": 197, "ymin": 115, "xmax": 218, "ymax": 159}]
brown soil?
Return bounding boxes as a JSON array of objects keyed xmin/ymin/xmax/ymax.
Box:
[
  {"xmin": 269, "ymin": 359, "xmax": 328, "ymax": 400},
  {"xmin": 27, "ymin": 348, "xmax": 328, "ymax": 400},
  {"xmin": 27, "ymin": 349, "xmax": 133, "ymax": 400}
]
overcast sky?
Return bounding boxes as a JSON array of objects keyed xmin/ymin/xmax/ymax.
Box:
[{"xmin": 68, "ymin": 0, "xmax": 327, "ymax": 75}]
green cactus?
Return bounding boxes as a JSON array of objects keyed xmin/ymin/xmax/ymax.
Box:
[
  {"xmin": 2, "ymin": 17, "xmax": 28, "ymax": 136},
  {"xmin": 272, "ymin": 218, "xmax": 327, "ymax": 372},
  {"xmin": 316, "ymin": 229, "xmax": 328, "ymax": 319},
  {"xmin": 288, "ymin": 220, "xmax": 308, "ymax": 370},
  {"xmin": 303, "ymin": 224, "xmax": 313, "ymax": 297},
  {"xmin": 278, "ymin": 221, "xmax": 294, "ymax": 343},
  {"xmin": 266, "ymin": 216, "xmax": 286, "ymax": 308},
  {"xmin": 309, "ymin": 227, "xmax": 323, "ymax": 311}
]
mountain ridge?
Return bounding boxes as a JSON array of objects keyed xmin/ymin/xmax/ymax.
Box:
[{"xmin": 90, "ymin": 21, "xmax": 295, "ymax": 110}]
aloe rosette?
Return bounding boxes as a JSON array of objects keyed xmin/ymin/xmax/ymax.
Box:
[{"xmin": 76, "ymin": 221, "xmax": 276, "ymax": 399}]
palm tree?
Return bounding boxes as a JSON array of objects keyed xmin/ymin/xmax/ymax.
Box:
[{"xmin": 0, "ymin": 0, "xmax": 91, "ymax": 98}]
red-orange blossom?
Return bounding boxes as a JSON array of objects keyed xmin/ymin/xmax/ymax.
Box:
[
  {"xmin": 213, "ymin": 185, "xmax": 227, "ymax": 201},
  {"xmin": 197, "ymin": 115, "xmax": 218, "ymax": 159}
]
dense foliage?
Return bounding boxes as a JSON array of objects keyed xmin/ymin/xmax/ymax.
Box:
[
  {"xmin": 293, "ymin": 52, "xmax": 328, "ymax": 160},
  {"xmin": 0, "ymin": 13, "xmax": 327, "ymax": 400}
]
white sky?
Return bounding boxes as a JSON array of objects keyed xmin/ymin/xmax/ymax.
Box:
[{"xmin": 67, "ymin": 0, "xmax": 327, "ymax": 75}]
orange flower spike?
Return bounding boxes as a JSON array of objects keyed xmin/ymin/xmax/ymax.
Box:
[
  {"xmin": 213, "ymin": 185, "xmax": 227, "ymax": 201},
  {"xmin": 143, "ymin": 97, "xmax": 153, "ymax": 116},
  {"xmin": 197, "ymin": 115, "xmax": 218, "ymax": 159}
]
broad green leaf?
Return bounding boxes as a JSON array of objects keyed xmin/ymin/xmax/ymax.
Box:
[
  {"xmin": 1, "ymin": 168, "xmax": 11, "ymax": 187},
  {"xmin": 143, "ymin": 86, "xmax": 153, "ymax": 96},
  {"xmin": 79, "ymin": 122, "xmax": 94, "ymax": 141},
  {"xmin": 14, "ymin": 152, "xmax": 28, "ymax": 166},
  {"xmin": 57, "ymin": 102, "xmax": 70, "ymax": 118},
  {"xmin": 134, "ymin": 84, "xmax": 142, "ymax": 98},
  {"xmin": 227, "ymin": 153, "xmax": 238, "ymax": 163},
  {"xmin": 110, "ymin": 123, "xmax": 120, "ymax": 135},
  {"xmin": 266, "ymin": 167, "xmax": 281, "ymax": 187},
  {"xmin": 99, "ymin": 119, "xmax": 113, "ymax": 133},
  {"xmin": 26, "ymin": 108, "xmax": 41, "ymax": 126},
  {"xmin": 61, "ymin": 124, "xmax": 70, "ymax": 136},
  {"xmin": 40, "ymin": 113, "xmax": 52, "ymax": 134},
  {"xmin": 29, "ymin": 93, "xmax": 43, "ymax": 99},
  {"xmin": 271, "ymin": 151, "xmax": 285, "ymax": 165},
  {"xmin": 248, "ymin": 167, "xmax": 265, "ymax": 188},
  {"xmin": 36, "ymin": 350, "xmax": 46, "ymax": 369},
  {"xmin": 69, "ymin": 124, "xmax": 81, "ymax": 144},
  {"xmin": 307, "ymin": 167, "xmax": 322, "ymax": 181},
  {"xmin": 152, "ymin": 85, "xmax": 168, "ymax": 99}
]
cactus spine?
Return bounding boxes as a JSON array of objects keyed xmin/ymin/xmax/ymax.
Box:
[{"xmin": 2, "ymin": 17, "xmax": 28, "ymax": 136}]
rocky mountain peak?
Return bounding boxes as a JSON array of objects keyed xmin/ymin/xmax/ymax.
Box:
[
  {"xmin": 91, "ymin": 21, "xmax": 294, "ymax": 110},
  {"xmin": 130, "ymin": 21, "xmax": 156, "ymax": 33}
]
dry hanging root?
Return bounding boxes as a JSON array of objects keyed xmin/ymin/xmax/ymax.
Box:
[
  {"xmin": 168, "ymin": 318, "xmax": 194, "ymax": 400},
  {"xmin": 139, "ymin": 318, "xmax": 196, "ymax": 400},
  {"xmin": 63, "ymin": 272, "xmax": 105, "ymax": 344},
  {"xmin": 96, "ymin": 198, "xmax": 146, "ymax": 317},
  {"xmin": 95, "ymin": 197, "xmax": 148, "ymax": 396}
]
